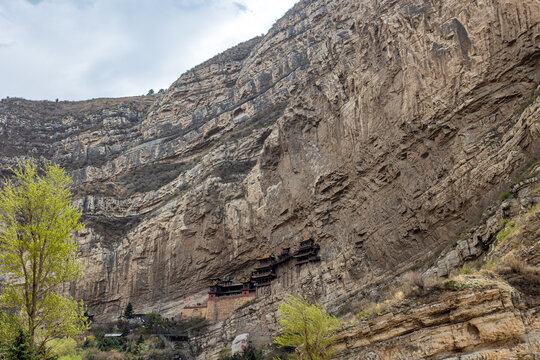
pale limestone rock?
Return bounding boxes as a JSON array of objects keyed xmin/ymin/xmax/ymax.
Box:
[{"xmin": 231, "ymin": 333, "xmax": 249, "ymax": 355}]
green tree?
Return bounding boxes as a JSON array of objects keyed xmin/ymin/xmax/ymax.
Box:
[
  {"xmin": 147, "ymin": 89, "xmax": 154, "ymax": 95},
  {"xmin": 6, "ymin": 328, "xmax": 39, "ymax": 360},
  {"xmin": 0, "ymin": 159, "xmax": 89, "ymax": 352},
  {"xmin": 48, "ymin": 337, "xmax": 79, "ymax": 359},
  {"xmin": 274, "ymin": 295, "xmax": 340, "ymax": 360},
  {"xmin": 124, "ymin": 302, "xmax": 134, "ymax": 319},
  {"xmin": 0, "ymin": 311, "xmax": 20, "ymax": 345},
  {"xmin": 143, "ymin": 313, "xmax": 165, "ymax": 334},
  {"xmin": 0, "ymin": 311, "xmax": 20, "ymax": 358}
]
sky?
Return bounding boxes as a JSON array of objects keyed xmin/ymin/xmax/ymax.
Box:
[{"xmin": 0, "ymin": 0, "xmax": 298, "ymax": 101}]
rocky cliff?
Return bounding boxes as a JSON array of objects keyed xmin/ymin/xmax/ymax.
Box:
[
  {"xmin": 0, "ymin": 0, "xmax": 539, "ymax": 354},
  {"xmin": 180, "ymin": 168, "xmax": 540, "ymax": 359}
]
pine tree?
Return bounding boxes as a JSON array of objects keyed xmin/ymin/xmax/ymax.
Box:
[
  {"xmin": 6, "ymin": 328, "xmax": 39, "ymax": 360},
  {"xmin": 124, "ymin": 302, "xmax": 134, "ymax": 319}
]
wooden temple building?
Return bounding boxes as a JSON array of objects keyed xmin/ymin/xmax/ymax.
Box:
[
  {"xmin": 208, "ymin": 277, "xmax": 256, "ymax": 299},
  {"xmin": 293, "ymin": 238, "xmax": 321, "ymax": 265},
  {"xmin": 208, "ymin": 237, "xmax": 320, "ymax": 298},
  {"xmin": 182, "ymin": 237, "xmax": 321, "ymax": 322},
  {"xmin": 251, "ymin": 254, "xmax": 277, "ymax": 287}
]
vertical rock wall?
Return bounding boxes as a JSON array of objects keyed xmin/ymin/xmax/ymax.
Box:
[{"xmin": 0, "ymin": 0, "xmax": 538, "ymax": 325}]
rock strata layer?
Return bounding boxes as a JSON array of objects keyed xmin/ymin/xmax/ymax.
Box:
[
  {"xmin": 333, "ymin": 288, "xmax": 540, "ymax": 359},
  {"xmin": 0, "ymin": 0, "xmax": 539, "ymax": 337}
]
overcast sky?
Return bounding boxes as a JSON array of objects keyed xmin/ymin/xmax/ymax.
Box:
[{"xmin": 0, "ymin": 0, "xmax": 298, "ymax": 101}]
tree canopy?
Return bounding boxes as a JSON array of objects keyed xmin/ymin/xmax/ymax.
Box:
[
  {"xmin": 274, "ymin": 295, "xmax": 340, "ymax": 360},
  {"xmin": 0, "ymin": 159, "xmax": 89, "ymax": 352}
]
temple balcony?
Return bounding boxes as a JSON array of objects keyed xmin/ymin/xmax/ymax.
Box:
[
  {"xmin": 254, "ymin": 263, "xmax": 275, "ymax": 270},
  {"xmin": 252, "ymin": 271, "xmax": 275, "ymax": 279}
]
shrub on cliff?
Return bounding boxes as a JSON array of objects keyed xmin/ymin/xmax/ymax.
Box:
[
  {"xmin": 0, "ymin": 159, "xmax": 89, "ymax": 352},
  {"xmin": 142, "ymin": 313, "xmax": 166, "ymax": 334},
  {"xmin": 274, "ymin": 295, "xmax": 340, "ymax": 360}
]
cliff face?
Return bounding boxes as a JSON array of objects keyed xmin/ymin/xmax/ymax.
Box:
[
  {"xmin": 331, "ymin": 175, "xmax": 540, "ymax": 360},
  {"xmin": 179, "ymin": 169, "xmax": 540, "ymax": 359},
  {"xmin": 0, "ymin": 0, "xmax": 539, "ymax": 331}
]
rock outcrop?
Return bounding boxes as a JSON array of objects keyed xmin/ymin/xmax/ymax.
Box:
[
  {"xmin": 0, "ymin": 0, "xmax": 539, "ymax": 355},
  {"xmin": 333, "ymin": 287, "xmax": 540, "ymax": 359}
]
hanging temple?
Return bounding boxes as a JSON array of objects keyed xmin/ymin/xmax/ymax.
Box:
[{"xmin": 182, "ymin": 237, "xmax": 321, "ymax": 322}]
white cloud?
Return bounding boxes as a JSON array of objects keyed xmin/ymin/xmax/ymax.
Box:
[{"xmin": 0, "ymin": 0, "xmax": 298, "ymax": 100}]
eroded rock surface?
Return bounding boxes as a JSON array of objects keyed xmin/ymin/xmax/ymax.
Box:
[
  {"xmin": 189, "ymin": 175, "xmax": 540, "ymax": 359},
  {"xmin": 333, "ymin": 288, "xmax": 540, "ymax": 360},
  {"xmin": 1, "ymin": 0, "xmax": 539, "ymax": 344}
]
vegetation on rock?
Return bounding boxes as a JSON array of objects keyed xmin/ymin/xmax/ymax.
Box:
[{"xmin": 274, "ymin": 295, "xmax": 340, "ymax": 360}]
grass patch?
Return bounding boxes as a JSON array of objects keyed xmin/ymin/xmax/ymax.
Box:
[
  {"xmin": 354, "ymin": 291, "xmax": 405, "ymax": 321},
  {"xmin": 218, "ymin": 347, "xmax": 232, "ymax": 358},
  {"xmin": 441, "ymin": 273, "xmax": 505, "ymax": 292},
  {"xmin": 355, "ymin": 308, "xmax": 375, "ymax": 320},
  {"xmin": 497, "ymin": 220, "xmax": 516, "ymax": 243},
  {"xmin": 505, "ymin": 256, "xmax": 527, "ymax": 274},
  {"xmin": 442, "ymin": 279, "xmax": 467, "ymax": 291},
  {"xmin": 499, "ymin": 192, "xmax": 512, "ymax": 200}
]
